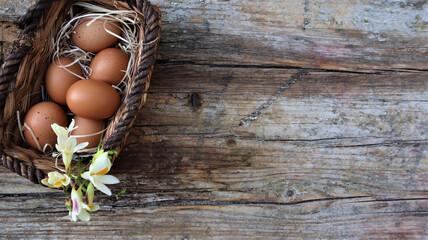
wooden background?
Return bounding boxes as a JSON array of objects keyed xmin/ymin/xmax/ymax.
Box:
[{"xmin": 1, "ymin": 0, "xmax": 427, "ymax": 239}]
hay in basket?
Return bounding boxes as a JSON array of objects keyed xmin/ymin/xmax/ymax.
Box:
[{"xmin": 0, "ymin": 0, "xmax": 161, "ymax": 184}]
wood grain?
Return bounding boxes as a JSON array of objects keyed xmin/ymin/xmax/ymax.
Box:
[
  {"xmin": 115, "ymin": 65, "xmax": 428, "ymax": 203},
  {"xmin": 2, "ymin": 187, "xmax": 428, "ymax": 239},
  {"xmin": 150, "ymin": 0, "xmax": 428, "ymax": 72},
  {"xmin": 1, "ymin": 0, "xmax": 428, "ymax": 238},
  {"xmin": 0, "ymin": 0, "xmax": 36, "ymax": 21},
  {"xmin": 1, "ymin": 1, "xmax": 427, "ymax": 72}
]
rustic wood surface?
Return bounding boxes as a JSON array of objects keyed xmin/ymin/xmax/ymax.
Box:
[{"xmin": 1, "ymin": 0, "xmax": 427, "ymax": 239}]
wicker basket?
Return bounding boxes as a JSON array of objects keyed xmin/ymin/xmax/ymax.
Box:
[{"xmin": 0, "ymin": 0, "xmax": 161, "ymax": 184}]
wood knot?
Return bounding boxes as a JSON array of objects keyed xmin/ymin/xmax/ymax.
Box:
[
  {"xmin": 226, "ymin": 138, "xmax": 237, "ymax": 147},
  {"xmin": 189, "ymin": 92, "xmax": 203, "ymax": 109}
]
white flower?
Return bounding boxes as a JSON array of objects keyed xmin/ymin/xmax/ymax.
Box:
[
  {"xmin": 67, "ymin": 187, "xmax": 91, "ymax": 222},
  {"xmin": 41, "ymin": 171, "xmax": 70, "ymax": 188},
  {"xmin": 81, "ymin": 151, "xmax": 119, "ymax": 196},
  {"xmin": 51, "ymin": 119, "xmax": 88, "ymax": 171},
  {"xmin": 52, "ymin": 118, "xmax": 77, "ymax": 139}
]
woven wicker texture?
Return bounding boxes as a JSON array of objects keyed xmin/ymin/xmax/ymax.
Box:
[{"xmin": 0, "ymin": 0, "xmax": 161, "ymax": 184}]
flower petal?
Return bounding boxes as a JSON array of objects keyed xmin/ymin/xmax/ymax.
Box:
[
  {"xmin": 81, "ymin": 202, "xmax": 91, "ymax": 211},
  {"xmin": 71, "ymin": 212, "xmax": 77, "ymax": 222},
  {"xmin": 62, "ymin": 174, "xmax": 70, "ymax": 186},
  {"xmin": 52, "ymin": 124, "xmax": 68, "ymax": 147},
  {"xmin": 53, "ymin": 181, "xmax": 63, "ymax": 187},
  {"xmin": 92, "ymin": 180, "xmax": 112, "ymax": 196},
  {"xmin": 68, "ymin": 119, "xmax": 77, "ymax": 132},
  {"xmin": 92, "ymin": 150, "xmax": 105, "ymax": 161},
  {"xmin": 47, "ymin": 172, "xmax": 55, "ymax": 178},
  {"xmin": 55, "ymin": 143, "xmax": 62, "ymax": 153},
  {"xmin": 89, "ymin": 205, "xmax": 100, "ymax": 212},
  {"xmin": 74, "ymin": 141, "xmax": 89, "ymax": 152},
  {"xmin": 51, "ymin": 123, "xmax": 66, "ymax": 136},
  {"xmin": 64, "ymin": 137, "xmax": 77, "ymax": 153},
  {"xmin": 62, "ymin": 153, "xmax": 73, "ymax": 171},
  {"xmin": 81, "ymin": 171, "xmax": 90, "ymax": 180},
  {"xmin": 78, "ymin": 209, "xmax": 90, "ymax": 222},
  {"xmin": 90, "ymin": 152, "xmax": 111, "ymax": 174},
  {"xmin": 87, "ymin": 182, "xmax": 95, "ymax": 205},
  {"xmin": 47, "ymin": 171, "xmax": 68, "ymax": 187},
  {"xmin": 97, "ymin": 175, "xmax": 120, "ymax": 184},
  {"xmin": 41, "ymin": 178, "xmax": 54, "ymax": 188},
  {"xmin": 71, "ymin": 188, "xmax": 82, "ymax": 213}
]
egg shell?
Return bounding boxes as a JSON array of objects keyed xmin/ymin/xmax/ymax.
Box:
[
  {"xmin": 72, "ymin": 18, "xmax": 121, "ymax": 53},
  {"xmin": 45, "ymin": 57, "xmax": 83, "ymax": 105},
  {"xmin": 90, "ymin": 48, "xmax": 129, "ymax": 86},
  {"xmin": 66, "ymin": 79, "xmax": 120, "ymax": 120},
  {"xmin": 23, "ymin": 102, "xmax": 68, "ymax": 152},
  {"xmin": 72, "ymin": 116, "xmax": 104, "ymax": 153}
]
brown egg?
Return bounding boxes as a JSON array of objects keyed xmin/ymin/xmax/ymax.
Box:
[
  {"xmin": 72, "ymin": 116, "xmax": 104, "ymax": 153},
  {"xmin": 66, "ymin": 79, "xmax": 120, "ymax": 120},
  {"xmin": 72, "ymin": 18, "xmax": 121, "ymax": 53},
  {"xmin": 23, "ymin": 102, "xmax": 68, "ymax": 152},
  {"xmin": 45, "ymin": 57, "xmax": 83, "ymax": 105},
  {"xmin": 89, "ymin": 48, "xmax": 129, "ymax": 86}
]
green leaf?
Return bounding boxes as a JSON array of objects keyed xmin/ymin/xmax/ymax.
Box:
[
  {"xmin": 108, "ymin": 150, "xmax": 118, "ymax": 156},
  {"xmin": 115, "ymin": 188, "xmax": 126, "ymax": 200}
]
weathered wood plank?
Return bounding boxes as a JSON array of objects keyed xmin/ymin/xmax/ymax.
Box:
[
  {"xmin": 0, "ymin": 165, "xmax": 55, "ymax": 194},
  {"xmin": 0, "ymin": 0, "xmax": 427, "ymax": 238},
  {"xmin": 0, "ymin": 0, "xmax": 36, "ymax": 21},
  {"xmin": 106, "ymin": 65, "xmax": 427, "ymax": 204},
  {"xmin": 1, "ymin": 190, "xmax": 428, "ymax": 239},
  {"xmin": 1, "ymin": 65, "xmax": 426, "ymax": 238},
  {"xmin": 152, "ymin": 0, "xmax": 428, "ymax": 71},
  {"xmin": 1, "ymin": 1, "xmax": 427, "ymax": 71}
]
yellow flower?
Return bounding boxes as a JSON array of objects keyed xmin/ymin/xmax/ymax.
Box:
[
  {"xmin": 41, "ymin": 171, "xmax": 70, "ymax": 188},
  {"xmin": 51, "ymin": 119, "xmax": 88, "ymax": 171},
  {"xmin": 81, "ymin": 151, "xmax": 119, "ymax": 196},
  {"xmin": 67, "ymin": 187, "xmax": 91, "ymax": 222}
]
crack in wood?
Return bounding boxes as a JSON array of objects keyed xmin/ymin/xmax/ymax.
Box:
[
  {"xmin": 239, "ymin": 70, "xmax": 308, "ymax": 126},
  {"xmin": 4, "ymin": 192, "xmax": 428, "ymax": 209},
  {"xmin": 156, "ymin": 60, "xmax": 401, "ymax": 74},
  {"xmin": 375, "ymin": 211, "xmax": 428, "ymax": 215},
  {"xmin": 109, "ymin": 195, "xmax": 372, "ymax": 208},
  {"xmin": 323, "ymin": 139, "xmax": 427, "ymax": 148},
  {"xmin": 355, "ymin": 197, "xmax": 428, "ymax": 203},
  {"xmin": 0, "ymin": 192, "xmax": 64, "ymax": 199},
  {"xmin": 130, "ymin": 132, "xmax": 427, "ymax": 144},
  {"xmin": 107, "ymin": 196, "xmax": 428, "ymax": 209}
]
